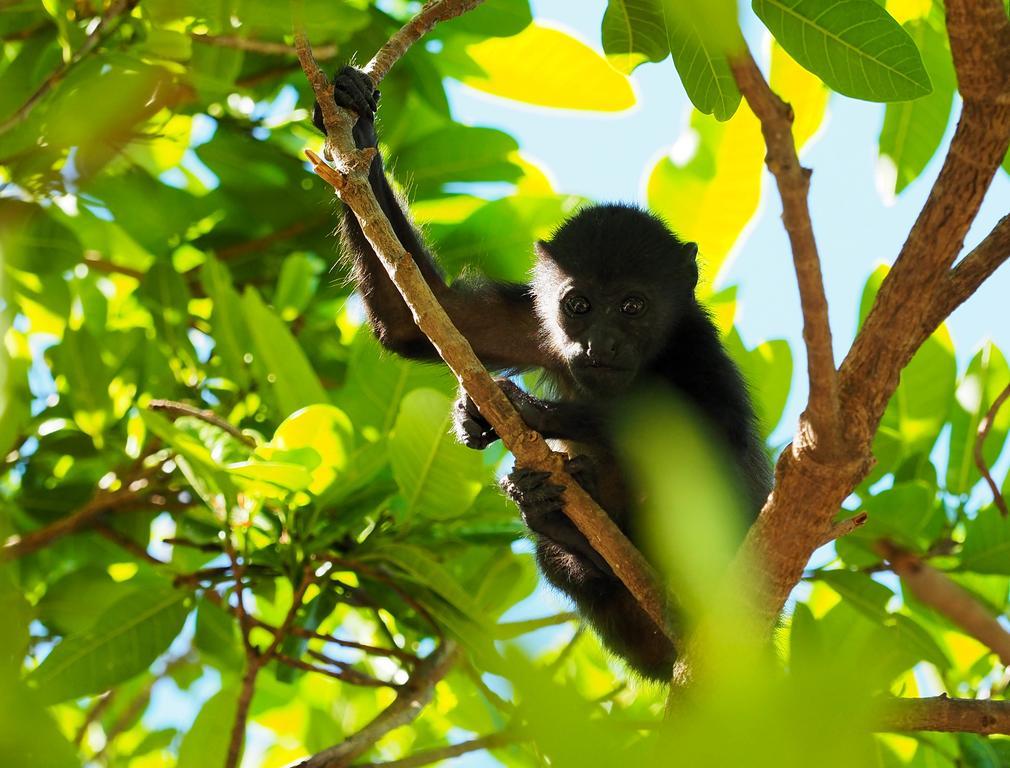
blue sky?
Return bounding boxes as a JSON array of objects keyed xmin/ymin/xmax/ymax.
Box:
[{"xmin": 447, "ymin": 0, "xmax": 1010, "ymax": 449}]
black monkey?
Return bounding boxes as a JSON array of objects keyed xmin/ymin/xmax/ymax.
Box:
[{"xmin": 314, "ymin": 67, "xmax": 772, "ymax": 681}]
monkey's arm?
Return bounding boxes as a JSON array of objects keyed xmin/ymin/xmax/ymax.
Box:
[
  {"xmin": 454, "ymin": 379, "xmax": 609, "ymax": 449},
  {"xmin": 317, "ymin": 68, "xmax": 549, "ymax": 369}
]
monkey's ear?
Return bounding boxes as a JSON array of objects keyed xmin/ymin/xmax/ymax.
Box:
[
  {"xmin": 534, "ymin": 240, "xmax": 553, "ymax": 260},
  {"xmin": 683, "ymin": 241, "xmax": 699, "ymax": 260}
]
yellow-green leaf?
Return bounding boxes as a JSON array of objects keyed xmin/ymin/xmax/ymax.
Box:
[
  {"xmin": 646, "ymin": 105, "xmax": 764, "ymax": 288},
  {"xmin": 770, "ymin": 41, "xmax": 829, "ymax": 151},
  {"xmin": 454, "ymin": 24, "xmax": 635, "ymax": 111}
]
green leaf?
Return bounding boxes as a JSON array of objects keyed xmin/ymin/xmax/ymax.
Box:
[
  {"xmin": 441, "ymin": 0, "xmax": 532, "ymax": 37},
  {"xmin": 663, "ymin": 0, "xmax": 743, "ymax": 120},
  {"xmin": 200, "ymin": 256, "xmax": 251, "ymax": 386},
  {"xmin": 431, "ymin": 194, "xmax": 581, "ymax": 283},
  {"xmin": 885, "ymin": 323, "xmax": 956, "ymax": 455},
  {"xmin": 35, "ymin": 566, "xmax": 123, "ymax": 636},
  {"xmin": 601, "ymin": 0, "xmax": 671, "ymax": 73},
  {"xmin": 0, "ymin": 199, "xmax": 81, "ymax": 274},
  {"xmin": 194, "ymin": 598, "xmax": 243, "ymax": 670},
  {"xmin": 879, "ymin": 20, "xmax": 955, "ymax": 193},
  {"xmin": 337, "ymin": 331, "xmax": 455, "ymax": 438},
  {"xmin": 389, "ymin": 389, "xmax": 483, "ymax": 521},
  {"xmin": 362, "ymin": 543, "xmax": 490, "ymax": 628},
  {"xmin": 49, "ymin": 326, "xmax": 112, "ymax": 442},
  {"xmin": 752, "ymin": 0, "xmax": 932, "ymax": 101},
  {"xmin": 961, "ymin": 507, "xmax": 1010, "ymax": 575},
  {"xmin": 725, "ymin": 331, "xmax": 793, "ymax": 437},
  {"xmin": 176, "ymin": 683, "xmax": 240, "ymax": 768},
  {"xmin": 241, "ymin": 287, "xmax": 327, "ymax": 418},
  {"xmin": 29, "ymin": 583, "xmax": 188, "ymax": 703},
  {"xmin": 0, "ymin": 677, "xmax": 78, "ymax": 768},
  {"xmin": 817, "ymin": 570, "xmax": 893, "ymax": 620},
  {"xmin": 394, "ymin": 125, "xmax": 522, "ymax": 200},
  {"xmin": 946, "ymin": 343, "xmax": 1010, "ymax": 495},
  {"xmin": 272, "ymin": 254, "xmax": 319, "ymax": 322}
]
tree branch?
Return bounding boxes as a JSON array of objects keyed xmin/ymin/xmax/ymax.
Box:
[
  {"xmin": 0, "ymin": 0, "xmax": 139, "ymax": 135},
  {"xmin": 729, "ymin": 0, "xmax": 1010, "ymax": 641},
  {"xmin": 880, "ymin": 696, "xmax": 1010, "ymax": 735},
  {"xmin": 881, "ymin": 542, "xmax": 1010, "ymax": 666},
  {"xmin": 729, "ymin": 48, "xmax": 839, "ymax": 453},
  {"xmin": 191, "ymin": 33, "xmax": 337, "ymax": 59},
  {"xmin": 148, "ymin": 398, "xmax": 256, "ymax": 447},
  {"xmin": 937, "ymin": 213, "xmax": 1010, "ymax": 325},
  {"xmin": 975, "ymin": 382, "xmax": 1010, "ymax": 517},
  {"xmin": 348, "ymin": 731, "xmax": 520, "ymax": 768},
  {"xmin": 1, "ymin": 464, "xmax": 160, "ymax": 560},
  {"xmin": 295, "ymin": 0, "xmax": 673, "ymax": 648},
  {"xmin": 302, "ymin": 640, "xmax": 459, "ymax": 768}
]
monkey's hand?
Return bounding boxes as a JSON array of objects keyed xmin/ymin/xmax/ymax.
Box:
[
  {"xmin": 312, "ymin": 65, "xmax": 379, "ymax": 149},
  {"xmin": 501, "ymin": 461, "xmax": 612, "ymax": 575},
  {"xmin": 452, "ymin": 378, "xmax": 533, "ymax": 450}
]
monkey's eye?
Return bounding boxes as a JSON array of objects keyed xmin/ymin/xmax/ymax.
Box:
[
  {"xmin": 621, "ymin": 296, "xmax": 646, "ymax": 316},
  {"xmin": 563, "ymin": 295, "xmax": 591, "ymax": 316}
]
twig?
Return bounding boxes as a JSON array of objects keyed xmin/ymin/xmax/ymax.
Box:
[
  {"xmin": 94, "ymin": 523, "xmax": 166, "ymax": 566},
  {"xmin": 191, "ymin": 33, "xmax": 337, "ymax": 58},
  {"xmin": 0, "ymin": 0, "xmax": 139, "ymax": 135},
  {"xmin": 938, "ymin": 213, "xmax": 1010, "ymax": 324},
  {"xmin": 83, "ymin": 253, "xmax": 145, "ymax": 280},
  {"xmin": 880, "ymin": 695, "xmax": 1010, "ymax": 734},
  {"xmin": 1, "ymin": 464, "xmax": 159, "ymax": 560},
  {"xmin": 494, "ymin": 612, "xmax": 578, "ymax": 639},
  {"xmin": 74, "ymin": 691, "xmax": 116, "ymax": 746},
  {"xmin": 816, "ymin": 512, "xmax": 868, "ymax": 549},
  {"xmin": 148, "ymin": 399, "xmax": 255, "ymax": 447},
  {"xmin": 880, "ymin": 541, "xmax": 1010, "ymax": 666},
  {"xmin": 276, "ymin": 654, "xmax": 397, "ymax": 688},
  {"xmin": 305, "ymin": 649, "xmax": 400, "ymax": 688},
  {"xmin": 975, "ymin": 382, "xmax": 1010, "ymax": 517},
  {"xmin": 225, "ymin": 565, "xmax": 316, "ymax": 768},
  {"xmin": 301, "ymin": 640, "xmax": 459, "ymax": 768},
  {"xmin": 296, "ymin": 0, "xmax": 674, "ymax": 650},
  {"xmin": 250, "ymin": 615, "xmax": 419, "ymax": 664},
  {"xmin": 348, "ymin": 731, "xmax": 519, "ymax": 768},
  {"xmin": 729, "ymin": 49, "xmax": 839, "ymax": 453}
]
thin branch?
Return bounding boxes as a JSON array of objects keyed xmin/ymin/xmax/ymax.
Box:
[
  {"xmin": 94, "ymin": 523, "xmax": 166, "ymax": 566},
  {"xmin": 494, "ymin": 612, "xmax": 579, "ymax": 639},
  {"xmin": 74, "ymin": 691, "xmax": 116, "ymax": 747},
  {"xmin": 148, "ymin": 399, "xmax": 256, "ymax": 447},
  {"xmin": 225, "ymin": 566, "xmax": 315, "ymax": 768},
  {"xmin": 276, "ymin": 654, "xmax": 398, "ymax": 688},
  {"xmin": 975, "ymin": 382, "xmax": 1010, "ymax": 517},
  {"xmin": 363, "ymin": 0, "xmax": 485, "ymax": 84},
  {"xmin": 304, "ymin": 649, "xmax": 401, "ymax": 688},
  {"xmin": 251, "ymin": 616, "xmax": 419, "ymax": 664},
  {"xmin": 296, "ymin": 0, "xmax": 673, "ymax": 649},
  {"xmin": 302, "ymin": 641, "xmax": 459, "ymax": 768},
  {"xmin": 191, "ymin": 33, "xmax": 337, "ymax": 58},
  {"xmin": 348, "ymin": 731, "xmax": 519, "ymax": 768},
  {"xmin": 881, "ymin": 541, "xmax": 1010, "ymax": 666},
  {"xmin": 0, "ymin": 0, "xmax": 139, "ymax": 135},
  {"xmin": 729, "ymin": 48, "xmax": 839, "ymax": 452},
  {"xmin": 1, "ymin": 465, "xmax": 159, "ymax": 560},
  {"xmin": 816, "ymin": 512, "xmax": 868, "ymax": 549},
  {"xmin": 938, "ymin": 213, "xmax": 1010, "ymax": 323},
  {"xmin": 83, "ymin": 252, "xmax": 145, "ymax": 280},
  {"xmin": 880, "ymin": 696, "xmax": 1010, "ymax": 734}
]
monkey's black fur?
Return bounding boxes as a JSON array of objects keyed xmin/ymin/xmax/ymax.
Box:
[{"xmin": 315, "ymin": 67, "xmax": 772, "ymax": 681}]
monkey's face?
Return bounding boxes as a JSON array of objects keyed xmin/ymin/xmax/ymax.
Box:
[{"xmin": 540, "ymin": 274, "xmax": 674, "ymax": 395}]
